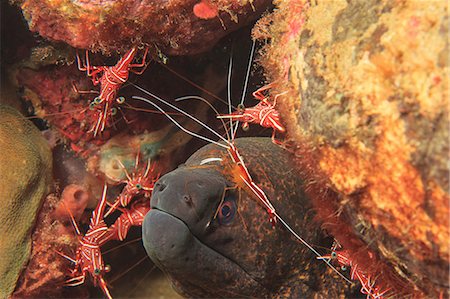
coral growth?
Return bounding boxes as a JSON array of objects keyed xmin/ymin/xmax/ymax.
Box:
[
  {"xmin": 12, "ymin": 0, "xmax": 271, "ymax": 55},
  {"xmin": 53, "ymin": 184, "xmax": 90, "ymax": 222},
  {"xmin": 17, "ymin": 67, "xmax": 112, "ymax": 156},
  {"xmin": 12, "ymin": 194, "xmax": 85, "ymax": 298},
  {"xmin": 0, "ymin": 105, "xmax": 53, "ymax": 298},
  {"xmin": 258, "ymin": 0, "xmax": 449, "ymax": 297}
]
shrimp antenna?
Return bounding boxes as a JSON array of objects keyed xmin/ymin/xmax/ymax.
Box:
[
  {"xmin": 158, "ymin": 63, "xmax": 233, "ymax": 109},
  {"xmin": 61, "ymin": 201, "xmax": 81, "ymax": 236},
  {"xmin": 274, "ymin": 211, "xmax": 354, "ymax": 284},
  {"xmin": 174, "ymin": 95, "xmax": 231, "ymax": 142},
  {"xmin": 233, "ymin": 39, "xmax": 256, "ymax": 136},
  {"xmin": 131, "ymin": 94, "xmax": 228, "ymax": 149},
  {"xmin": 132, "ymin": 83, "xmax": 230, "ymax": 146},
  {"xmin": 240, "ymin": 39, "xmax": 256, "ymax": 107},
  {"xmin": 227, "ymin": 50, "xmax": 235, "ymax": 140}
]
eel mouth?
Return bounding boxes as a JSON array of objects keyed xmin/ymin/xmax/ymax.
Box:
[{"xmin": 142, "ymin": 208, "xmax": 267, "ymax": 297}]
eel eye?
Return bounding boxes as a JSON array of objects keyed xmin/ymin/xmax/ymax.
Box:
[{"xmin": 218, "ymin": 199, "xmax": 236, "ymax": 225}]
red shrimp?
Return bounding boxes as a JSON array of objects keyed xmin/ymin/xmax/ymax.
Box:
[
  {"xmin": 59, "ymin": 183, "xmax": 154, "ymax": 297},
  {"xmin": 218, "ymin": 82, "xmax": 286, "ymax": 143},
  {"xmin": 317, "ymin": 244, "xmax": 390, "ymax": 299},
  {"xmin": 58, "ymin": 185, "xmax": 113, "ymax": 299},
  {"xmin": 105, "ymin": 154, "xmax": 159, "ymax": 217},
  {"xmin": 75, "ymin": 47, "xmax": 149, "ymax": 136},
  {"xmin": 104, "ymin": 199, "xmax": 150, "ymax": 241}
]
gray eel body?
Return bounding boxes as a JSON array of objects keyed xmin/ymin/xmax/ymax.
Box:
[{"xmin": 143, "ymin": 137, "xmax": 356, "ymax": 298}]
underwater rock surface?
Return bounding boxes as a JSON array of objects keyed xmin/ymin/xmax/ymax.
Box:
[
  {"xmin": 12, "ymin": 0, "xmax": 271, "ymax": 55},
  {"xmin": 0, "ymin": 105, "xmax": 52, "ymax": 298},
  {"xmin": 259, "ymin": 0, "xmax": 448, "ymax": 297},
  {"xmin": 12, "ymin": 193, "xmax": 83, "ymax": 298}
]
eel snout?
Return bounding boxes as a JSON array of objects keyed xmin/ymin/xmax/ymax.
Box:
[
  {"xmin": 142, "ymin": 166, "xmax": 228, "ymax": 268},
  {"xmin": 148, "ymin": 167, "xmax": 228, "ymax": 232},
  {"xmin": 142, "ymin": 165, "xmax": 268, "ymax": 297},
  {"xmin": 142, "ymin": 209, "xmax": 193, "ymax": 269}
]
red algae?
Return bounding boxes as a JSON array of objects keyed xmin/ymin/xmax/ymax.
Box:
[{"xmin": 194, "ymin": 0, "xmax": 219, "ymax": 20}]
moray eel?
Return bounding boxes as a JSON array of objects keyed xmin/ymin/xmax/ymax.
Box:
[{"xmin": 142, "ymin": 137, "xmax": 353, "ymax": 298}]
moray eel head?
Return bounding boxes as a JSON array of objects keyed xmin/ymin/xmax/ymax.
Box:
[
  {"xmin": 143, "ymin": 138, "xmax": 331, "ymax": 298},
  {"xmin": 143, "ymin": 165, "xmax": 269, "ymax": 298}
]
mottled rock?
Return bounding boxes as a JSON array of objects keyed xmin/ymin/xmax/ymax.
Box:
[
  {"xmin": 12, "ymin": 0, "xmax": 271, "ymax": 55},
  {"xmin": 0, "ymin": 105, "xmax": 52, "ymax": 297},
  {"xmin": 258, "ymin": 0, "xmax": 448, "ymax": 297},
  {"xmin": 12, "ymin": 194, "xmax": 84, "ymax": 298}
]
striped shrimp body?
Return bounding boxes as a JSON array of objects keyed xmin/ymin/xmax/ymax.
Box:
[
  {"xmin": 59, "ymin": 155, "xmax": 158, "ymax": 297},
  {"xmin": 76, "ymin": 47, "xmax": 149, "ymax": 136},
  {"xmin": 105, "ymin": 153, "xmax": 160, "ymax": 217},
  {"xmin": 317, "ymin": 244, "xmax": 390, "ymax": 299},
  {"xmin": 58, "ymin": 185, "xmax": 113, "ymax": 299},
  {"xmin": 218, "ymin": 82, "xmax": 286, "ymax": 143}
]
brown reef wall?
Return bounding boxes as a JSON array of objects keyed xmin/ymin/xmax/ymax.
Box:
[
  {"xmin": 259, "ymin": 0, "xmax": 448, "ymax": 297},
  {"xmin": 12, "ymin": 0, "xmax": 271, "ymax": 55}
]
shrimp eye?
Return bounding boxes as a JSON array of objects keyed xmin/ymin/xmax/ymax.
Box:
[
  {"xmin": 218, "ymin": 198, "xmax": 236, "ymax": 225},
  {"xmin": 104, "ymin": 264, "xmax": 111, "ymax": 273},
  {"xmin": 136, "ymin": 183, "xmax": 142, "ymax": 190},
  {"xmin": 89, "ymin": 102, "xmax": 96, "ymax": 110},
  {"xmin": 237, "ymin": 103, "xmax": 246, "ymax": 113},
  {"xmin": 94, "ymin": 97, "xmax": 102, "ymax": 104},
  {"xmin": 116, "ymin": 96, "xmax": 125, "ymax": 104},
  {"xmin": 94, "ymin": 268, "xmax": 101, "ymax": 275},
  {"xmin": 341, "ymin": 266, "xmax": 347, "ymax": 272},
  {"xmin": 331, "ymin": 252, "xmax": 337, "ymax": 259},
  {"xmin": 111, "ymin": 107, "xmax": 118, "ymax": 116}
]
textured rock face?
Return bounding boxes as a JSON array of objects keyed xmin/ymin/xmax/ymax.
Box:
[
  {"xmin": 0, "ymin": 105, "xmax": 53, "ymax": 298},
  {"xmin": 12, "ymin": 194, "xmax": 83, "ymax": 298},
  {"xmin": 259, "ymin": 0, "xmax": 448, "ymax": 297},
  {"xmin": 12, "ymin": 0, "xmax": 271, "ymax": 55}
]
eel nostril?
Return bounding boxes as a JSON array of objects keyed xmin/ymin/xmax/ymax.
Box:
[
  {"xmin": 182, "ymin": 195, "xmax": 193, "ymax": 206},
  {"xmin": 155, "ymin": 182, "xmax": 166, "ymax": 192}
]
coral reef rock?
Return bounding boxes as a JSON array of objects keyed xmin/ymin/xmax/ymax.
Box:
[
  {"xmin": 259, "ymin": 0, "xmax": 449, "ymax": 297},
  {"xmin": 12, "ymin": 0, "xmax": 272, "ymax": 55},
  {"xmin": 12, "ymin": 194, "xmax": 83, "ymax": 298},
  {"xmin": 0, "ymin": 104, "xmax": 53, "ymax": 298}
]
